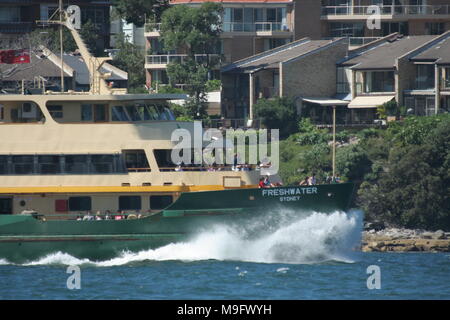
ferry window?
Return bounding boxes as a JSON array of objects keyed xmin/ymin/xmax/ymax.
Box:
[
  {"xmin": 0, "ymin": 104, "xmax": 3, "ymax": 120},
  {"xmin": 81, "ymin": 104, "xmax": 93, "ymax": 121},
  {"xmin": 12, "ymin": 155, "xmax": 34, "ymax": 174},
  {"xmin": 123, "ymin": 150, "xmax": 150, "ymax": 170},
  {"xmin": 126, "ymin": 106, "xmax": 142, "ymax": 121},
  {"xmin": 94, "ymin": 104, "xmax": 107, "ymax": 122},
  {"xmin": 38, "ymin": 155, "xmax": 61, "ymax": 174},
  {"xmin": 90, "ymin": 155, "xmax": 114, "ymax": 174},
  {"xmin": 145, "ymin": 105, "xmax": 160, "ymax": 120},
  {"xmin": 150, "ymin": 195, "xmax": 172, "ymax": 210},
  {"xmin": 48, "ymin": 105, "xmax": 63, "ymax": 119},
  {"xmin": 0, "ymin": 156, "xmax": 8, "ymax": 174},
  {"xmin": 119, "ymin": 196, "xmax": 141, "ymax": 211},
  {"xmin": 69, "ymin": 196, "xmax": 91, "ymax": 211},
  {"xmin": 65, "ymin": 155, "xmax": 89, "ymax": 174},
  {"xmin": 154, "ymin": 149, "xmax": 176, "ymax": 169},
  {"xmin": 112, "ymin": 106, "xmax": 130, "ymax": 121}
]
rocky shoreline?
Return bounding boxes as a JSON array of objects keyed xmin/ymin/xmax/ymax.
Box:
[{"xmin": 361, "ymin": 228, "xmax": 450, "ymax": 252}]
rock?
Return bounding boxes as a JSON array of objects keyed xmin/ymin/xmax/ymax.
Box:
[
  {"xmin": 422, "ymin": 232, "xmax": 433, "ymax": 239},
  {"xmin": 433, "ymin": 230, "xmax": 446, "ymax": 240}
]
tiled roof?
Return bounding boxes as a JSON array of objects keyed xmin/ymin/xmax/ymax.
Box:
[
  {"xmin": 222, "ymin": 38, "xmax": 342, "ymax": 73},
  {"xmin": 340, "ymin": 36, "xmax": 436, "ymax": 70},
  {"xmin": 410, "ymin": 34, "xmax": 450, "ymax": 65}
]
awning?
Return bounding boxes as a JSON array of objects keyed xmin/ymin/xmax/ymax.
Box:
[
  {"xmin": 302, "ymin": 97, "xmax": 349, "ymax": 106},
  {"xmin": 348, "ymin": 95, "xmax": 395, "ymax": 109}
]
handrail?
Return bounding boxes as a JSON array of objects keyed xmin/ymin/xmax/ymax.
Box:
[
  {"xmin": 322, "ymin": 5, "xmax": 450, "ymax": 16},
  {"xmin": 222, "ymin": 22, "xmax": 290, "ymax": 32},
  {"xmin": 145, "ymin": 54, "xmax": 221, "ymax": 65}
]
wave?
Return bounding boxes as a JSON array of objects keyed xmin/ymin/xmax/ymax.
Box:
[{"xmin": 0, "ymin": 209, "xmax": 363, "ymax": 267}]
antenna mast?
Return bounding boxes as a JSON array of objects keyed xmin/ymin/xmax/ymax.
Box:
[{"xmin": 59, "ymin": 0, "xmax": 64, "ymax": 92}]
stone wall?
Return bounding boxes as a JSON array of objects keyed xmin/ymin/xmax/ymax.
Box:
[{"xmin": 281, "ymin": 40, "xmax": 348, "ymax": 99}]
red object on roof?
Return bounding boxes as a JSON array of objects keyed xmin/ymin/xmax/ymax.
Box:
[
  {"xmin": 170, "ymin": 0, "xmax": 292, "ymax": 3},
  {"xmin": 0, "ymin": 49, "xmax": 31, "ymax": 64}
]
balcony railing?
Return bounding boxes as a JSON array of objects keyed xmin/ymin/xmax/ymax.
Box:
[
  {"xmin": 146, "ymin": 54, "xmax": 222, "ymax": 66},
  {"xmin": 322, "ymin": 5, "xmax": 450, "ymax": 17},
  {"xmin": 222, "ymin": 22, "xmax": 290, "ymax": 33},
  {"xmin": 348, "ymin": 37, "xmax": 382, "ymax": 47}
]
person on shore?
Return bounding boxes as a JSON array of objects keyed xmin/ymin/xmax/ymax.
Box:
[
  {"xmin": 299, "ymin": 177, "xmax": 309, "ymax": 186},
  {"xmin": 308, "ymin": 173, "xmax": 317, "ymax": 185}
]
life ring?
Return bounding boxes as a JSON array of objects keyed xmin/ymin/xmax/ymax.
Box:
[{"xmin": 127, "ymin": 214, "xmax": 137, "ymax": 220}]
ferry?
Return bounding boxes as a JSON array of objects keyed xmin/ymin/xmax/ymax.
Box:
[{"xmin": 0, "ymin": 6, "xmax": 354, "ymax": 263}]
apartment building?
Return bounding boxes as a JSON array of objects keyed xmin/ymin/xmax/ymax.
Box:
[
  {"xmin": 321, "ymin": 0, "xmax": 450, "ymax": 46},
  {"xmin": 0, "ymin": 0, "xmax": 111, "ymax": 51},
  {"xmin": 145, "ymin": 0, "xmax": 297, "ymax": 88},
  {"xmin": 333, "ymin": 31, "xmax": 450, "ymax": 123},
  {"xmin": 221, "ymin": 37, "xmax": 349, "ymax": 119}
]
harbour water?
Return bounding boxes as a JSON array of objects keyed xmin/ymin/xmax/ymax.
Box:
[{"xmin": 1, "ymin": 210, "xmax": 449, "ymax": 300}]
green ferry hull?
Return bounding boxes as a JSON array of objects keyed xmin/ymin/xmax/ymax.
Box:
[{"xmin": 0, "ymin": 183, "xmax": 355, "ymax": 263}]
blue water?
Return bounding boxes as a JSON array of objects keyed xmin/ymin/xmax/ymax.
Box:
[{"xmin": 1, "ymin": 210, "xmax": 449, "ymax": 300}]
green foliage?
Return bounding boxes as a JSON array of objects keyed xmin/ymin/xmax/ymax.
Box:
[
  {"xmin": 160, "ymin": 2, "xmax": 223, "ymax": 119},
  {"xmin": 336, "ymin": 144, "xmax": 371, "ymax": 182},
  {"xmin": 254, "ymin": 97, "xmax": 298, "ymax": 138},
  {"xmin": 387, "ymin": 114, "xmax": 450, "ymax": 145},
  {"xmin": 110, "ymin": 33, "xmax": 145, "ymax": 92},
  {"xmin": 28, "ymin": 21, "xmax": 100, "ymax": 55},
  {"xmin": 205, "ymin": 79, "xmax": 221, "ymax": 92},
  {"xmin": 112, "ymin": 0, "xmax": 169, "ymax": 27},
  {"xmin": 377, "ymin": 100, "xmax": 400, "ymax": 119},
  {"xmin": 357, "ymin": 115, "xmax": 450, "ymax": 230},
  {"xmin": 160, "ymin": 3, "xmax": 223, "ymax": 54}
]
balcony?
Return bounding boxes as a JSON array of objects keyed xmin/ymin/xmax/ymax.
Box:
[
  {"xmin": 322, "ymin": 5, "xmax": 450, "ymax": 20},
  {"xmin": 144, "ymin": 23, "xmax": 161, "ymax": 37},
  {"xmin": 0, "ymin": 22, "xmax": 33, "ymax": 33},
  {"xmin": 145, "ymin": 54, "xmax": 222, "ymax": 69},
  {"xmin": 222, "ymin": 22, "xmax": 292, "ymax": 36}
]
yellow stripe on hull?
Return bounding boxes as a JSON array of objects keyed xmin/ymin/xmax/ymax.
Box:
[{"xmin": 0, "ymin": 185, "xmax": 258, "ymax": 195}]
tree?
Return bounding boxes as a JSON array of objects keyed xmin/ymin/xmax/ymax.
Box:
[
  {"xmin": 160, "ymin": 3, "xmax": 223, "ymax": 54},
  {"xmin": 357, "ymin": 115, "xmax": 450, "ymax": 230},
  {"xmin": 160, "ymin": 2, "xmax": 223, "ymax": 119},
  {"xmin": 254, "ymin": 97, "xmax": 298, "ymax": 138},
  {"xmin": 112, "ymin": 0, "xmax": 169, "ymax": 27},
  {"xmin": 110, "ymin": 33, "xmax": 146, "ymax": 93}
]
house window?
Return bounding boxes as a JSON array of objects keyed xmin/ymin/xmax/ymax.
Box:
[
  {"xmin": 381, "ymin": 22, "xmax": 408, "ymax": 36},
  {"xmin": 47, "ymin": 105, "xmax": 63, "ymax": 119},
  {"xmin": 329, "ymin": 22, "xmax": 364, "ymax": 37},
  {"xmin": 0, "ymin": 7, "xmax": 20, "ymax": 22},
  {"xmin": 425, "ymin": 23, "xmax": 444, "ymax": 35},
  {"xmin": 364, "ymin": 71, "xmax": 394, "ymax": 92},
  {"xmin": 150, "ymin": 195, "xmax": 173, "ymax": 210},
  {"xmin": 416, "ymin": 64, "xmax": 435, "ymax": 90},
  {"xmin": 68, "ymin": 196, "xmax": 91, "ymax": 211},
  {"xmin": 119, "ymin": 196, "xmax": 141, "ymax": 211},
  {"xmin": 337, "ymin": 67, "xmax": 350, "ymax": 93},
  {"xmin": 445, "ymin": 68, "xmax": 450, "ymax": 89}
]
